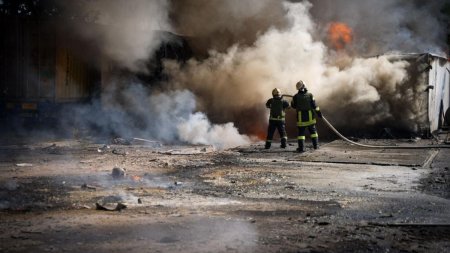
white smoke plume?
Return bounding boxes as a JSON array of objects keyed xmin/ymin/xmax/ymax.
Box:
[
  {"xmin": 66, "ymin": 80, "xmax": 249, "ymax": 149},
  {"xmin": 178, "ymin": 113, "xmax": 250, "ymax": 149},
  {"xmin": 165, "ymin": 0, "xmax": 448, "ymax": 136},
  {"xmin": 56, "ymin": 0, "xmax": 448, "ymax": 144},
  {"xmin": 50, "ymin": 0, "xmax": 251, "ymax": 148}
]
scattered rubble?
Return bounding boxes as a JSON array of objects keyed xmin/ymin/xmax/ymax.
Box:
[
  {"xmin": 112, "ymin": 149, "xmax": 127, "ymax": 156},
  {"xmin": 132, "ymin": 137, "xmax": 162, "ymax": 147},
  {"xmin": 15, "ymin": 163, "xmax": 33, "ymax": 167},
  {"xmin": 97, "ymin": 144, "xmax": 110, "ymax": 153},
  {"xmin": 111, "ymin": 167, "xmax": 126, "ymax": 179},
  {"xmin": 95, "ymin": 202, "xmax": 127, "ymax": 211},
  {"xmin": 1, "ymin": 139, "xmax": 449, "ymax": 252},
  {"xmin": 80, "ymin": 183, "xmax": 97, "ymax": 190},
  {"xmin": 111, "ymin": 137, "xmax": 131, "ymax": 145}
]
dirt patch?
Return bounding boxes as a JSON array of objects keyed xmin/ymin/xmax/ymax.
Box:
[{"xmin": 1, "ymin": 139, "xmax": 450, "ymax": 252}]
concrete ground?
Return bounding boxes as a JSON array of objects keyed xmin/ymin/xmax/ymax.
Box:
[{"xmin": 0, "ymin": 136, "xmax": 449, "ymax": 253}]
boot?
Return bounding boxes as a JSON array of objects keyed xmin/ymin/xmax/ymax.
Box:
[
  {"xmin": 312, "ymin": 137, "xmax": 319, "ymax": 150},
  {"xmin": 296, "ymin": 140, "xmax": 305, "ymax": 152},
  {"xmin": 265, "ymin": 141, "xmax": 271, "ymax": 149},
  {"xmin": 280, "ymin": 138, "xmax": 287, "ymax": 148}
]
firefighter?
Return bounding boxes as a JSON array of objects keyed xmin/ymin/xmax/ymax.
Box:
[
  {"xmin": 291, "ymin": 80, "xmax": 322, "ymax": 152},
  {"xmin": 265, "ymin": 88, "xmax": 290, "ymax": 149}
]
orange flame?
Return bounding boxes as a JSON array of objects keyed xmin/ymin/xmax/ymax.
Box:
[
  {"xmin": 327, "ymin": 22, "xmax": 353, "ymax": 50},
  {"xmin": 251, "ymin": 127, "xmax": 267, "ymax": 141},
  {"xmin": 132, "ymin": 175, "xmax": 142, "ymax": 181}
]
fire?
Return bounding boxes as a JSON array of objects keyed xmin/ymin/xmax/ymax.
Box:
[
  {"xmin": 131, "ymin": 175, "xmax": 142, "ymax": 181},
  {"xmin": 327, "ymin": 22, "xmax": 353, "ymax": 50},
  {"xmin": 251, "ymin": 127, "xmax": 267, "ymax": 141}
]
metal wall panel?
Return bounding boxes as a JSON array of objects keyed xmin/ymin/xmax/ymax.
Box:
[
  {"xmin": 428, "ymin": 57, "xmax": 450, "ymax": 132},
  {"xmin": 55, "ymin": 46, "xmax": 91, "ymax": 102},
  {"xmin": 0, "ymin": 18, "xmax": 56, "ymax": 102}
]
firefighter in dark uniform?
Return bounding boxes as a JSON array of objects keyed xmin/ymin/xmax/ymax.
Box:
[
  {"xmin": 291, "ymin": 80, "xmax": 322, "ymax": 152},
  {"xmin": 265, "ymin": 88, "xmax": 290, "ymax": 149}
]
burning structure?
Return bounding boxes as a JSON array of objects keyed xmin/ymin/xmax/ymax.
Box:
[
  {"xmin": 0, "ymin": 0, "xmax": 449, "ymax": 145},
  {"xmin": 383, "ymin": 53, "xmax": 450, "ymax": 134}
]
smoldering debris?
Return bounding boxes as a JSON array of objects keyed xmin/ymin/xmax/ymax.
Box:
[
  {"xmin": 112, "ymin": 149, "xmax": 128, "ymax": 156},
  {"xmin": 112, "ymin": 167, "xmax": 126, "ymax": 180},
  {"xmin": 97, "ymin": 144, "xmax": 110, "ymax": 153},
  {"xmin": 81, "ymin": 183, "xmax": 97, "ymax": 191},
  {"xmin": 111, "ymin": 138, "xmax": 131, "ymax": 145},
  {"xmin": 132, "ymin": 137, "xmax": 163, "ymax": 147},
  {"xmin": 95, "ymin": 202, "xmax": 127, "ymax": 212},
  {"xmin": 161, "ymin": 146, "xmax": 216, "ymax": 155}
]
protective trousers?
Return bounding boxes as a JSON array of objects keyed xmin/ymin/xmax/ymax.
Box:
[
  {"xmin": 297, "ymin": 124, "xmax": 319, "ymax": 152},
  {"xmin": 265, "ymin": 120, "xmax": 287, "ymax": 149}
]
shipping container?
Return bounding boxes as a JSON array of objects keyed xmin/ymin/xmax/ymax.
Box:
[
  {"xmin": 0, "ymin": 17, "xmax": 99, "ymax": 121},
  {"xmin": 386, "ymin": 53, "xmax": 450, "ymax": 135}
]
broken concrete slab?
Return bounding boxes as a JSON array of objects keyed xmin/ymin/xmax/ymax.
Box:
[{"xmin": 288, "ymin": 140, "xmax": 437, "ymax": 167}]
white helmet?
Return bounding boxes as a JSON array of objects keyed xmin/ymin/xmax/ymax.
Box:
[
  {"xmin": 272, "ymin": 88, "xmax": 281, "ymax": 97},
  {"xmin": 296, "ymin": 80, "xmax": 306, "ymax": 90}
]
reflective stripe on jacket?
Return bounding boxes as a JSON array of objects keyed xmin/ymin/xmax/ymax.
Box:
[{"xmin": 291, "ymin": 91, "xmax": 320, "ymax": 127}]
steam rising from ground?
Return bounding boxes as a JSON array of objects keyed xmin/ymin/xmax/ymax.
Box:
[{"xmin": 67, "ymin": 83, "xmax": 249, "ymax": 149}]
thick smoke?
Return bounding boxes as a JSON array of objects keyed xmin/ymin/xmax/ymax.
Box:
[
  {"xmin": 62, "ymin": 0, "xmax": 171, "ymax": 72},
  {"xmin": 51, "ymin": 0, "xmax": 251, "ymax": 148},
  {"xmin": 53, "ymin": 0, "xmax": 449, "ymax": 145},
  {"xmin": 165, "ymin": 0, "xmax": 448, "ymax": 136},
  {"xmin": 170, "ymin": 0, "xmax": 288, "ymax": 55},
  {"xmin": 66, "ymin": 81, "xmax": 249, "ymax": 149},
  {"xmin": 309, "ymin": 0, "xmax": 449, "ymax": 56}
]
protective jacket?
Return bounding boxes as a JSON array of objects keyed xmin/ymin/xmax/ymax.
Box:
[
  {"xmin": 266, "ymin": 96, "xmax": 290, "ymax": 121},
  {"xmin": 265, "ymin": 96, "xmax": 289, "ymax": 149},
  {"xmin": 291, "ymin": 89, "xmax": 321, "ymax": 127}
]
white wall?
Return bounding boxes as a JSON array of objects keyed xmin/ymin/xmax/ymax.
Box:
[{"xmin": 428, "ymin": 56, "xmax": 450, "ymax": 132}]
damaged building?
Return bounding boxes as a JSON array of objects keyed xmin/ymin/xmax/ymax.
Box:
[{"xmin": 384, "ymin": 53, "xmax": 450, "ymax": 135}]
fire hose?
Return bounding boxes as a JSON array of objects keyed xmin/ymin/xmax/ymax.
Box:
[
  {"xmin": 281, "ymin": 95, "xmax": 450, "ymax": 149},
  {"xmin": 321, "ymin": 115, "xmax": 450, "ymax": 149}
]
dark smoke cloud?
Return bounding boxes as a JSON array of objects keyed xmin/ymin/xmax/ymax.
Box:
[
  {"xmin": 309, "ymin": 0, "xmax": 449, "ymax": 56},
  {"xmin": 60, "ymin": 0, "xmax": 172, "ymax": 72},
  {"xmin": 170, "ymin": 0, "xmax": 288, "ymax": 56}
]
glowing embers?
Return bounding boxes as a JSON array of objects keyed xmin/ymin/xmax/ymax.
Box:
[
  {"xmin": 327, "ymin": 22, "xmax": 353, "ymax": 50},
  {"xmin": 253, "ymin": 128, "xmax": 267, "ymax": 141}
]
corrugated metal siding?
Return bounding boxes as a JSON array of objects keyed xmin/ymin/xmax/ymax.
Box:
[
  {"xmin": 1, "ymin": 17, "xmax": 96, "ymax": 105},
  {"xmin": 0, "ymin": 18, "xmax": 56, "ymax": 102},
  {"xmin": 55, "ymin": 47, "xmax": 91, "ymax": 102}
]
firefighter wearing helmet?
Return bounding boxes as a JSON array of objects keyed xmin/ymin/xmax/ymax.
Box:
[
  {"xmin": 291, "ymin": 80, "xmax": 322, "ymax": 152},
  {"xmin": 265, "ymin": 88, "xmax": 290, "ymax": 149}
]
